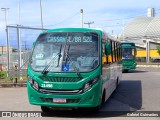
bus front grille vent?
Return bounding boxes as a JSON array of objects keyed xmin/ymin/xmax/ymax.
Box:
[
  {"xmin": 39, "ymin": 76, "xmax": 82, "ymax": 82},
  {"xmin": 39, "ymin": 88, "xmax": 83, "ymax": 94}
]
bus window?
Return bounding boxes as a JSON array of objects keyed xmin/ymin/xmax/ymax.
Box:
[{"xmin": 122, "ymin": 48, "xmax": 134, "ymax": 59}]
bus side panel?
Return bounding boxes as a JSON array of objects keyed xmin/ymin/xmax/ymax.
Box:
[{"xmin": 102, "ymin": 64, "xmax": 111, "ymax": 101}]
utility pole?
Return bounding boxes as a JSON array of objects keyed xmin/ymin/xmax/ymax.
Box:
[
  {"xmin": 18, "ymin": 1, "xmax": 21, "ymax": 25},
  {"xmin": 17, "ymin": 25, "xmax": 22, "ymax": 80},
  {"xmin": 146, "ymin": 39, "xmax": 150, "ymax": 63},
  {"xmin": 23, "ymin": 41, "xmax": 27, "ymax": 50},
  {"xmin": 122, "ymin": 16, "xmax": 125, "ymax": 40},
  {"xmin": 84, "ymin": 21, "xmax": 94, "ymax": 28},
  {"xmin": 40, "ymin": 0, "xmax": 44, "ymax": 29},
  {"xmin": 80, "ymin": 9, "xmax": 83, "ymax": 28}
]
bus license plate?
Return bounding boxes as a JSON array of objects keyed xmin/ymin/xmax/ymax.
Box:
[{"xmin": 53, "ymin": 98, "xmax": 66, "ymax": 103}]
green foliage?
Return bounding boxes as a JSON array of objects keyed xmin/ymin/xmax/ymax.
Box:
[
  {"xmin": 157, "ymin": 45, "xmax": 160, "ymax": 55},
  {"xmin": 12, "ymin": 48, "xmax": 18, "ymax": 52},
  {"xmin": 0, "ymin": 71, "xmax": 7, "ymax": 79}
]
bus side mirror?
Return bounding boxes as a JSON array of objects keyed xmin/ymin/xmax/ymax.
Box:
[
  {"xmin": 32, "ymin": 42, "xmax": 36, "ymax": 47},
  {"xmin": 105, "ymin": 43, "xmax": 111, "ymax": 56}
]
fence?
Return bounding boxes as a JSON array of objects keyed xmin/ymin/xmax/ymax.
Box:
[{"xmin": 1, "ymin": 25, "xmax": 47, "ymax": 79}]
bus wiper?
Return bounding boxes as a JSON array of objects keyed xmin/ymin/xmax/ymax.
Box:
[
  {"xmin": 64, "ymin": 45, "xmax": 70, "ymax": 66},
  {"xmin": 64, "ymin": 45, "xmax": 83, "ymax": 79},
  {"xmin": 42, "ymin": 44, "xmax": 62, "ymax": 74},
  {"xmin": 57, "ymin": 44, "xmax": 62, "ymax": 67}
]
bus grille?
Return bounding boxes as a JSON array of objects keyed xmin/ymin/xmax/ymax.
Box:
[
  {"xmin": 39, "ymin": 76, "xmax": 82, "ymax": 82},
  {"xmin": 40, "ymin": 97, "xmax": 81, "ymax": 104},
  {"xmin": 39, "ymin": 88, "xmax": 83, "ymax": 94}
]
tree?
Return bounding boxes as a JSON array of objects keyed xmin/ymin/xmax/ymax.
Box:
[
  {"xmin": 12, "ymin": 48, "xmax": 18, "ymax": 52},
  {"xmin": 157, "ymin": 45, "xmax": 160, "ymax": 55}
]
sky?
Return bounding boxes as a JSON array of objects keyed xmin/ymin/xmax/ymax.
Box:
[{"xmin": 0, "ymin": 0, "xmax": 160, "ymax": 48}]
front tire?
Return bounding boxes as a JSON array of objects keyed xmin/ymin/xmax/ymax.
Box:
[
  {"xmin": 41, "ymin": 106, "xmax": 52, "ymax": 113},
  {"xmin": 92, "ymin": 106, "xmax": 100, "ymax": 113},
  {"xmin": 83, "ymin": 106, "xmax": 100, "ymax": 113},
  {"xmin": 123, "ymin": 70, "xmax": 128, "ymax": 73}
]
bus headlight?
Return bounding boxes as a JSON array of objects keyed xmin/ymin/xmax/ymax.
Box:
[
  {"xmin": 84, "ymin": 83, "xmax": 91, "ymax": 92},
  {"xmin": 83, "ymin": 77, "xmax": 99, "ymax": 92},
  {"xmin": 27, "ymin": 76, "xmax": 33, "ymax": 84},
  {"xmin": 27, "ymin": 76, "xmax": 39, "ymax": 91},
  {"xmin": 33, "ymin": 81, "xmax": 39, "ymax": 91}
]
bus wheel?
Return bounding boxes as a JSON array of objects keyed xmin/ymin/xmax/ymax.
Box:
[
  {"xmin": 102, "ymin": 90, "xmax": 106, "ymax": 104},
  {"xmin": 116, "ymin": 78, "xmax": 119, "ymax": 88},
  {"xmin": 83, "ymin": 106, "xmax": 100, "ymax": 113},
  {"xmin": 114, "ymin": 78, "xmax": 119, "ymax": 93},
  {"xmin": 41, "ymin": 106, "xmax": 52, "ymax": 113},
  {"xmin": 124, "ymin": 70, "xmax": 128, "ymax": 73},
  {"xmin": 92, "ymin": 106, "xmax": 100, "ymax": 113}
]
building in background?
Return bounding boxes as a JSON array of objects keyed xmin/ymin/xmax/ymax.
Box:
[
  {"xmin": 0, "ymin": 46, "xmax": 12, "ymax": 55},
  {"xmin": 120, "ymin": 8, "xmax": 160, "ymax": 62},
  {"xmin": 0, "ymin": 46, "xmax": 12, "ymax": 70}
]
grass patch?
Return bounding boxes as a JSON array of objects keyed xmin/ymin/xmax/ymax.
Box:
[{"xmin": 0, "ymin": 71, "xmax": 27, "ymax": 83}]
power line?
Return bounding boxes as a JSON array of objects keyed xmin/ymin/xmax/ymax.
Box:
[
  {"xmin": 25, "ymin": 8, "xmax": 160, "ymax": 30},
  {"xmin": 34, "ymin": 12, "xmax": 79, "ymax": 27},
  {"xmin": 102, "ymin": 24, "xmax": 123, "ymax": 28},
  {"xmin": 34, "ymin": 12, "xmax": 79, "ymax": 28}
]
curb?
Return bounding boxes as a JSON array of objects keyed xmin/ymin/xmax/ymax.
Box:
[
  {"xmin": 0, "ymin": 83, "xmax": 26, "ymax": 88},
  {"xmin": 137, "ymin": 65, "xmax": 160, "ymax": 68}
]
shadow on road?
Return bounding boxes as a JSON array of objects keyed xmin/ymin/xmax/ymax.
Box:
[
  {"xmin": 123, "ymin": 70, "xmax": 147, "ymax": 73},
  {"xmin": 107, "ymin": 80, "xmax": 142, "ymax": 110},
  {"xmin": 41, "ymin": 80, "xmax": 142, "ymax": 118}
]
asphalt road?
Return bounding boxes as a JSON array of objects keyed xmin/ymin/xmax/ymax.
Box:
[{"xmin": 0, "ymin": 68, "xmax": 160, "ymax": 119}]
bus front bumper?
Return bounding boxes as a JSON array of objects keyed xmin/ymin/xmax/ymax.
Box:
[
  {"xmin": 123, "ymin": 63, "xmax": 136, "ymax": 70},
  {"xmin": 27, "ymin": 82, "xmax": 101, "ymax": 108}
]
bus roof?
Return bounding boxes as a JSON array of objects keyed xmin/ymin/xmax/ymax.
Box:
[
  {"xmin": 120, "ymin": 41, "xmax": 135, "ymax": 44},
  {"xmin": 120, "ymin": 42, "xmax": 136, "ymax": 48},
  {"xmin": 43, "ymin": 28, "xmax": 102, "ymax": 33}
]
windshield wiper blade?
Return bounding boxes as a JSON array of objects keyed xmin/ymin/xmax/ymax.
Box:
[
  {"xmin": 64, "ymin": 45, "xmax": 83, "ymax": 79},
  {"xmin": 68, "ymin": 55, "xmax": 83, "ymax": 79},
  {"xmin": 41, "ymin": 54, "xmax": 59, "ymax": 74},
  {"xmin": 42, "ymin": 44, "xmax": 62, "ymax": 74},
  {"xmin": 57, "ymin": 44, "xmax": 62, "ymax": 67},
  {"xmin": 64, "ymin": 45, "xmax": 70, "ymax": 66}
]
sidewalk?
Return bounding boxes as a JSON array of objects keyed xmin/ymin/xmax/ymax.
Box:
[
  {"xmin": 137, "ymin": 62, "xmax": 160, "ymax": 67},
  {"xmin": 137, "ymin": 65, "xmax": 160, "ymax": 67},
  {"xmin": 0, "ymin": 82, "xmax": 26, "ymax": 87},
  {"xmin": 0, "ymin": 80, "xmax": 26, "ymax": 87}
]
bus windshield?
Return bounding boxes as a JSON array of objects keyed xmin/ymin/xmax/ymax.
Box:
[
  {"xmin": 30, "ymin": 32, "xmax": 99, "ymax": 72},
  {"xmin": 122, "ymin": 48, "xmax": 135, "ymax": 59}
]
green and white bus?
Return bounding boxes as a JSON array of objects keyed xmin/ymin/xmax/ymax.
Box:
[
  {"xmin": 27, "ymin": 28, "xmax": 122, "ymax": 112},
  {"xmin": 121, "ymin": 42, "xmax": 137, "ymax": 72}
]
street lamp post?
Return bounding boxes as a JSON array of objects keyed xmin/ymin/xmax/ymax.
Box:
[
  {"xmin": 80, "ymin": 9, "xmax": 83, "ymax": 28},
  {"xmin": 1, "ymin": 8, "xmax": 9, "ymax": 27},
  {"xmin": 40, "ymin": 0, "xmax": 44, "ymax": 29}
]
